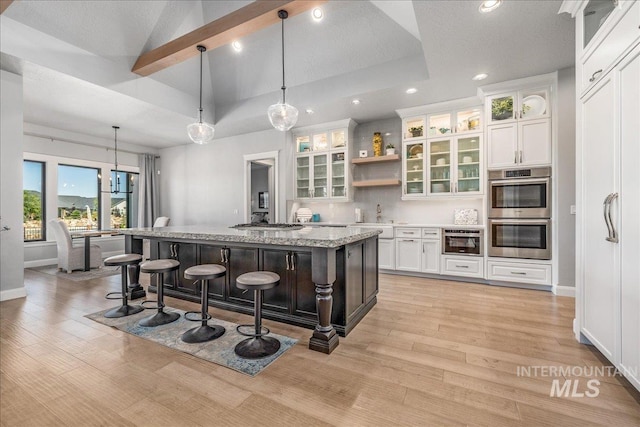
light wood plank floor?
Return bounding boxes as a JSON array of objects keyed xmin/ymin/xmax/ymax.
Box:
[{"xmin": 1, "ymin": 269, "xmax": 639, "ymax": 426}]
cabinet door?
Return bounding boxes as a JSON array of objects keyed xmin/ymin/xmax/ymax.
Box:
[
  {"xmin": 379, "ymin": 239, "xmax": 395, "ymax": 269},
  {"xmin": 173, "ymin": 243, "xmax": 198, "ymax": 294},
  {"xmin": 421, "ymin": 240, "xmax": 440, "ymax": 274},
  {"xmin": 291, "ymin": 251, "xmax": 315, "ymax": 318},
  {"xmin": 428, "ymin": 138, "xmax": 452, "ymax": 195},
  {"xmin": 455, "ymin": 135, "xmax": 482, "ymax": 194},
  {"xmin": 580, "ymin": 71, "xmax": 617, "ymax": 360},
  {"xmin": 226, "ymin": 247, "xmax": 259, "ymax": 304},
  {"xmin": 330, "ymin": 152, "xmax": 347, "ymax": 198},
  {"xmin": 487, "ymin": 123, "xmax": 518, "ymax": 169},
  {"xmin": 261, "ymin": 249, "xmax": 290, "ymax": 312},
  {"xmin": 345, "ymin": 242, "xmax": 364, "ymax": 320},
  {"xmin": 619, "ymin": 46, "xmax": 640, "ymax": 387},
  {"xmin": 487, "ymin": 93, "xmax": 517, "ymax": 124},
  {"xmin": 296, "ymin": 156, "xmax": 311, "ymax": 199},
  {"xmin": 404, "ymin": 142, "xmax": 425, "ymax": 197},
  {"xmin": 311, "ymin": 154, "xmax": 329, "ymax": 198},
  {"xmin": 157, "ymin": 241, "xmax": 179, "ymax": 289},
  {"xmin": 395, "ymin": 239, "xmax": 421, "ymax": 271},
  {"xmin": 364, "ymin": 238, "xmax": 378, "ymax": 303},
  {"xmin": 199, "ymin": 245, "xmax": 227, "ymax": 299},
  {"xmin": 519, "ymin": 119, "xmax": 551, "ymax": 166}
]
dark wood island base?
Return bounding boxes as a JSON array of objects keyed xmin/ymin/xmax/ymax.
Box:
[{"xmin": 122, "ymin": 226, "xmax": 380, "ymax": 353}]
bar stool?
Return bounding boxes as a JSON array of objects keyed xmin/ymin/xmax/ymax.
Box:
[
  {"xmin": 181, "ymin": 264, "xmax": 227, "ymax": 343},
  {"xmin": 234, "ymin": 271, "xmax": 281, "ymax": 359},
  {"xmin": 139, "ymin": 259, "xmax": 180, "ymax": 327},
  {"xmin": 104, "ymin": 254, "xmax": 144, "ymax": 318}
]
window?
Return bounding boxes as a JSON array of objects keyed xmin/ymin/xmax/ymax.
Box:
[
  {"xmin": 23, "ymin": 160, "xmax": 46, "ymax": 241},
  {"xmin": 110, "ymin": 171, "xmax": 139, "ymax": 229},
  {"xmin": 57, "ymin": 164, "xmax": 100, "ymax": 231}
]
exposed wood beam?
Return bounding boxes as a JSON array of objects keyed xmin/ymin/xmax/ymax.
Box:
[
  {"xmin": 0, "ymin": 0, "xmax": 15, "ymax": 15},
  {"xmin": 132, "ymin": 0, "xmax": 326, "ymax": 76}
]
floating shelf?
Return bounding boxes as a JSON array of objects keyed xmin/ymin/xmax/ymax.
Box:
[
  {"xmin": 351, "ymin": 154, "xmax": 400, "ymax": 164},
  {"xmin": 352, "ymin": 179, "xmax": 402, "ymax": 187}
]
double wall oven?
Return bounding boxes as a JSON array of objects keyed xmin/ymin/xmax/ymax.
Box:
[{"xmin": 488, "ymin": 167, "xmax": 551, "ymax": 260}]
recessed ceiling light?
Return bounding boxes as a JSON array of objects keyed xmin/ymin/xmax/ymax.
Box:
[
  {"xmin": 305, "ymin": 109, "xmax": 314, "ymax": 114},
  {"xmin": 311, "ymin": 7, "xmax": 324, "ymax": 22},
  {"xmin": 351, "ymin": 99, "xmax": 361, "ymax": 105},
  {"xmin": 479, "ymin": 0, "xmax": 502, "ymax": 13},
  {"xmin": 472, "ymin": 73, "xmax": 488, "ymax": 81},
  {"xmin": 406, "ymin": 88, "xmax": 418, "ymax": 94},
  {"xmin": 231, "ymin": 40, "xmax": 242, "ymax": 52}
]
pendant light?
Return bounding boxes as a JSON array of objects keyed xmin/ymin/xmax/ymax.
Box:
[
  {"xmin": 187, "ymin": 45, "xmax": 215, "ymax": 144},
  {"xmin": 102, "ymin": 126, "xmax": 133, "ymax": 194},
  {"xmin": 268, "ymin": 10, "xmax": 298, "ymax": 131}
]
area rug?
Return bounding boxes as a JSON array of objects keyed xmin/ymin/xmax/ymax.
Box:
[
  {"xmin": 29, "ymin": 265, "xmax": 120, "ymax": 282},
  {"xmin": 85, "ymin": 307, "xmax": 298, "ymax": 376}
]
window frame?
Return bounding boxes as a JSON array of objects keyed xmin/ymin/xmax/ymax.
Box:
[
  {"xmin": 23, "ymin": 160, "xmax": 47, "ymax": 242},
  {"xmin": 57, "ymin": 163, "xmax": 102, "ymax": 231}
]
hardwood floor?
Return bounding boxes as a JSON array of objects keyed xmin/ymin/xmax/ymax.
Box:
[{"xmin": 1, "ymin": 269, "xmax": 639, "ymax": 426}]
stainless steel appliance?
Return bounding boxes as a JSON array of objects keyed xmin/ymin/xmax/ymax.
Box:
[
  {"xmin": 488, "ymin": 218, "xmax": 551, "ymax": 260},
  {"xmin": 488, "ymin": 167, "xmax": 551, "ymax": 218},
  {"xmin": 442, "ymin": 229, "xmax": 483, "ymax": 256}
]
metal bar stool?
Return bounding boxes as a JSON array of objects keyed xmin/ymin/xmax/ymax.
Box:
[
  {"xmin": 234, "ymin": 271, "xmax": 281, "ymax": 359},
  {"xmin": 138, "ymin": 259, "xmax": 180, "ymax": 327},
  {"xmin": 104, "ymin": 254, "xmax": 144, "ymax": 318},
  {"xmin": 181, "ymin": 264, "xmax": 227, "ymax": 343}
]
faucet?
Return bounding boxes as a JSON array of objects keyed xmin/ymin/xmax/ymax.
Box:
[{"xmin": 376, "ymin": 204, "xmax": 382, "ymax": 223}]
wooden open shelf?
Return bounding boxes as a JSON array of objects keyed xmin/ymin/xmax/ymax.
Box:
[
  {"xmin": 352, "ymin": 179, "xmax": 402, "ymax": 188},
  {"xmin": 351, "ymin": 154, "xmax": 400, "ymax": 164}
]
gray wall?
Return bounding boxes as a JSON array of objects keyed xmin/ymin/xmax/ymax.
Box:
[
  {"xmin": 1, "ymin": 70, "xmax": 26, "ymax": 300},
  {"xmin": 557, "ymin": 67, "xmax": 576, "ymax": 288},
  {"xmin": 251, "ymin": 164, "xmax": 269, "ymax": 213}
]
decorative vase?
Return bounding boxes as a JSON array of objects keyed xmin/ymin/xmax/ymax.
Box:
[
  {"xmin": 386, "ymin": 148, "xmax": 395, "ymax": 155},
  {"xmin": 372, "ymin": 132, "xmax": 383, "ymax": 157}
]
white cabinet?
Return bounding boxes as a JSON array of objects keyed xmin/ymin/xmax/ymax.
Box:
[
  {"xmin": 421, "ymin": 228, "xmax": 440, "ymax": 274},
  {"xmin": 379, "ymin": 239, "xmax": 395, "ymax": 270},
  {"xmin": 441, "ymin": 255, "xmax": 484, "ymax": 278},
  {"xmin": 487, "ymin": 260, "xmax": 551, "ymax": 286},
  {"xmin": 571, "ymin": 0, "xmax": 640, "ymax": 390},
  {"xmin": 485, "ymin": 87, "xmax": 552, "ymax": 169},
  {"xmin": 293, "ymin": 119, "xmax": 355, "ymax": 201},
  {"xmin": 427, "ymin": 134, "xmax": 482, "ymax": 196},
  {"xmin": 395, "ymin": 237, "xmax": 421, "ymax": 272}
]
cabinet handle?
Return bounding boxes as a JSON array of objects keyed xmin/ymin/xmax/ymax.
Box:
[
  {"xmin": 514, "ymin": 151, "xmax": 518, "ymax": 164},
  {"xmin": 603, "ymin": 193, "xmax": 615, "ymax": 242},
  {"xmin": 606, "ymin": 193, "xmax": 619, "ymax": 243},
  {"xmin": 291, "ymin": 253, "xmax": 296, "ymax": 271},
  {"xmin": 510, "ymin": 271, "xmax": 527, "ymax": 275},
  {"xmin": 455, "ymin": 264, "xmax": 469, "ymax": 268},
  {"xmin": 519, "ymin": 150, "xmax": 523, "ymax": 163},
  {"xmin": 220, "ymin": 248, "xmax": 226, "ymax": 263},
  {"xmin": 285, "ymin": 253, "xmax": 291, "ymax": 270},
  {"xmin": 403, "ymin": 239, "xmax": 415, "ymax": 242},
  {"xmin": 455, "ymin": 182, "xmax": 458, "ymax": 193},
  {"xmin": 402, "ymin": 231, "xmax": 415, "ymax": 235},
  {"xmin": 589, "ymin": 69, "xmax": 603, "ymax": 83}
]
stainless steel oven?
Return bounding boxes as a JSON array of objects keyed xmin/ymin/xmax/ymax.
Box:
[
  {"xmin": 488, "ymin": 219, "xmax": 551, "ymax": 260},
  {"xmin": 488, "ymin": 167, "xmax": 551, "ymax": 218},
  {"xmin": 442, "ymin": 229, "xmax": 483, "ymax": 256}
]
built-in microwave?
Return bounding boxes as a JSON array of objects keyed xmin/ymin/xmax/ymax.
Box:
[
  {"xmin": 442, "ymin": 229, "xmax": 483, "ymax": 256},
  {"xmin": 488, "ymin": 167, "xmax": 551, "ymax": 218},
  {"xmin": 488, "ymin": 218, "xmax": 551, "ymax": 260}
]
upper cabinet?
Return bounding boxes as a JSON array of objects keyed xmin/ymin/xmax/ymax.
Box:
[
  {"xmin": 398, "ymin": 98, "xmax": 484, "ymax": 200},
  {"xmin": 293, "ymin": 119, "xmax": 356, "ymax": 201},
  {"xmin": 484, "ymin": 84, "xmax": 552, "ymax": 169}
]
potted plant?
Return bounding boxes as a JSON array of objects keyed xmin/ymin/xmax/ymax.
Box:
[
  {"xmin": 385, "ymin": 143, "xmax": 396, "ymax": 155},
  {"xmin": 408, "ymin": 126, "xmax": 423, "ymax": 138},
  {"xmin": 491, "ymin": 97, "xmax": 514, "ymax": 120}
]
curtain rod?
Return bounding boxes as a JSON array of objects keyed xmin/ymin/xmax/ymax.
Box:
[{"xmin": 24, "ymin": 131, "xmax": 160, "ymax": 158}]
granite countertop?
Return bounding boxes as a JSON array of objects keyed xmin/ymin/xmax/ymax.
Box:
[
  {"xmin": 311, "ymin": 222, "xmax": 486, "ymax": 229},
  {"xmin": 119, "ymin": 225, "xmax": 382, "ymax": 248}
]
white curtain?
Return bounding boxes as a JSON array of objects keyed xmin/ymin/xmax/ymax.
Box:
[{"xmin": 138, "ymin": 154, "xmax": 159, "ymax": 227}]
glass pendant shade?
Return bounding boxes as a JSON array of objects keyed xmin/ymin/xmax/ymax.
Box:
[
  {"xmin": 267, "ymin": 101, "xmax": 299, "ymax": 131},
  {"xmin": 187, "ymin": 109, "xmax": 215, "ymax": 144}
]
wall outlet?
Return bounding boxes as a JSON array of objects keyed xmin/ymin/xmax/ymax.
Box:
[
  {"xmin": 570, "ymin": 205, "xmax": 576, "ymax": 215},
  {"xmin": 233, "ymin": 209, "xmax": 238, "ymax": 215}
]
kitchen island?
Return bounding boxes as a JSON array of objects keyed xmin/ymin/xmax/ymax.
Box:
[{"xmin": 120, "ymin": 225, "xmax": 381, "ymax": 354}]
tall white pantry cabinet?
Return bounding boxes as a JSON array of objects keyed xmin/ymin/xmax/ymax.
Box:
[{"xmin": 563, "ymin": 0, "xmax": 640, "ymax": 390}]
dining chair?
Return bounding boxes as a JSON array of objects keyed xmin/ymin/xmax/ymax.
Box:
[{"xmin": 49, "ymin": 219, "xmax": 102, "ymax": 273}]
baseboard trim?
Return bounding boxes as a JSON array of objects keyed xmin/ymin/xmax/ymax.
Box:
[
  {"xmin": 553, "ymin": 285, "xmax": 576, "ymax": 297},
  {"xmin": 0, "ymin": 287, "xmax": 27, "ymax": 301},
  {"xmin": 23, "ymin": 251, "xmax": 123, "ymax": 269}
]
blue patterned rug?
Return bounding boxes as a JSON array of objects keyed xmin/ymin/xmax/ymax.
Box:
[{"xmin": 86, "ymin": 307, "xmax": 298, "ymax": 376}]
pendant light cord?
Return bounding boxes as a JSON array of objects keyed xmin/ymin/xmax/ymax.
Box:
[
  {"xmin": 198, "ymin": 45, "xmax": 204, "ymax": 122},
  {"xmin": 280, "ymin": 11, "xmax": 287, "ymax": 104},
  {"xmin": 113, "ymin": 126, "xmax": 119, "ymax": 172}
]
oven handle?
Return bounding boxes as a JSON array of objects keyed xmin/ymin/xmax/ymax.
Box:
[
  {"xmin": 489, "ymin": 219, "xmax": 550, "ymax": 225},
  {"xmin": 605, "ymin": 193, "xmax": 619, "ymax": 243},
  {"xmin": 443, "ymin": 233, "xmax": 482, "ymax": 237},
  {"xmin": 488, "ymin": 177, "xmax": 550, "ymax": 185}
]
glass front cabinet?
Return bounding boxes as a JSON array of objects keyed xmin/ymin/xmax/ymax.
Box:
[
  {"xmin": 486, "ymin": 88, "xmax": 550, "ymax": 125},
  {"xmin": 293, "ymin": 119, "xmax": 355, "ymax": 201},
  {"xmin": 399, "ymin": 103, "xmax": 483, "ymax": 199}
]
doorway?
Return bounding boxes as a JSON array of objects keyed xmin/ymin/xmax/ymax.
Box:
[{"xmin": 244, "ymin": 151, "xmax": 279, "ymax": 224}]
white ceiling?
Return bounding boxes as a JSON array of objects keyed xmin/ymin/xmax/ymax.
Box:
[{"xmin": 0, "ymin": 0, "xmax": 574, "ymax": 149}]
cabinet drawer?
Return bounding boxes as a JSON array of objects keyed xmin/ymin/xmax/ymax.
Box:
[
  {"xmin": 422, "ymin": 227, "xmax": 440, "ymax": 239},
  {"xmin": 581, "ymin": 1, "xmax": 639, "ymax": 94},
  {"xmin": 395, "ymin": 227, "xmax": 420, "ymax": 238},
  {"xmin": 487, "ymin": 261, "xmax": 551, "ymax": 285},
  {"xmin": 441, "ymin": 256, "xmax": 483, "ymax": 278}
]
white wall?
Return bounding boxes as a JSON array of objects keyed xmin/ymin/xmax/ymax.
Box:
[
  {"xmin": 556, "ymin": 67, "xmax": 576, "ymax": 288},
  {"xmin": 160, "ymin": 128, "xmax": 290, "ymax": 226},
  {"xmin": 251, "ymin": 164, "xmax": 269, "ymax": 213},
  {"xmin": 1, "ymin": 70, "xmax": 26, "ymax": 300}
]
